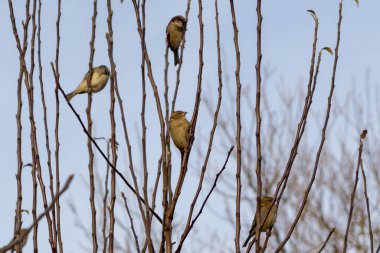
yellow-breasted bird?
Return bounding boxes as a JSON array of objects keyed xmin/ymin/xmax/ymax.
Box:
[
  {"xmin": 166, "ymin": 15, "xmax": 187, "ymax": 66},
  {"xmin": 169, "ymin": 111, "xmax": 190, "ymax": 160},
  {"xmin": 66, "ymin": 65, "xmax": 110, "ymax": 101},
  {"xmin": 243, "ymin": 196, "xmax": 277, "ymax": 247}
]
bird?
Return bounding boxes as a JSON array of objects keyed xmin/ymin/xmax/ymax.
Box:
[
  {"xmin": 243, "ymin": 196, "xmax": 277, "ymax": 248},
  {"xmin": 7, "ymin": 228, "xmax": 29, "ymax": 252},
  {"xmin": 166, "ymin": 15, "xmax": 187, "ymax": 66},
  {"xmin": 169, "ymin": 111, "xmax": 190, "ymax": 159},
  {"xmin": 66, "ymin": 65, "xmax": 110, "ymax": 101}
]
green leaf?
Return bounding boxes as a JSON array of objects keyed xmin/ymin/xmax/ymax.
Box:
[
  {"xmin": 307, "ymin": 10, "xmax": 317, "ymax": 22},
  {"xmin": 322, "ymin": 47, "xmax": 333, "ymax": 56},
  {"xmin": 21, "ymin": 209, "xmax": 30, "ymax": 215}
]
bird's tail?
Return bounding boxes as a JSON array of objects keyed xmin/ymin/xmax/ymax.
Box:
[
  {"xmin": 180, "ymin": 150, "xmax": 184, "ymax": 164},
  {"xmin": 66, "ymin": 90, "xmax": 77, "ymax": 101},
  {"xmin": 174, "ymin": 50, "xmax": 180, "ymax": 66},
  {"xmin": 242, "ymin": 234, "xmax": 251, "ymax": 248}
]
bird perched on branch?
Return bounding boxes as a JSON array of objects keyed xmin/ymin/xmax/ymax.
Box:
[
  {"xmin": 243, "ymin": 196, "xmax": 277, "ymax": 247},
  {"xmin": 1, "ymin": 228, "xmax": 30, "ymax": 252},
  {"xmin": 166, "ymin": 15, "xmax": 187, "ymax": 66},
  {"xmin": 169, "ymin": 111, "xmax": 190, "ymax": 160},
  {"xmin": 66, "ymin": 65, "xmax": 110, "ymax": 101}
]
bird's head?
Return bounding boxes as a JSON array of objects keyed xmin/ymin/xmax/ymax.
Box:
[
  {"xmin": 98, "ymin": 65, "xmax": 110, "ymax": 76},
  {"xmin": 261, "ymin": 196, "xmax": 275, "ymax": 206},
  {"xmin": 171, "ymin": 15, "xmax": 187, "ymax": 29},
  {"xmin": 170, "ymin": 111, "xmax": 187, "ymax": 120}
]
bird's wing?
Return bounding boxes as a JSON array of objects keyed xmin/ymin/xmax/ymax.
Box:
[{"xmin": 81, "ymin": 70, "xmax": 91, "ymax": 83}]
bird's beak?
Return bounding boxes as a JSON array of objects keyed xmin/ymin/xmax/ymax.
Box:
[{"xmin": 183, "ymin": 112, "xmax": 187, "ymax": 115}]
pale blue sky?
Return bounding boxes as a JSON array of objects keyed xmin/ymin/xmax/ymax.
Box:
[{"xmin": 0, "ymin": 0, "xmax": 379, "ymax": 252}]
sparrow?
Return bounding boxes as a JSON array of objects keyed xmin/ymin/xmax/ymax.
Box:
[
  {"xmin": 66, "ymin": 65, "xmax": 110, "ymax": 101},
  {"xmin": 5, "ymin": 228, "xmax": 29, "ymax": 252},
  {"xmin": 243, "ymin": 196, "xmax": 277, "ymax": 247},
  {"xmin": 169, "ymin": 111, "xmax": 190, "ymax": 159},
  {"xmin": 166, "ymin": 15, "xmax": 187, "ymax": 66}
]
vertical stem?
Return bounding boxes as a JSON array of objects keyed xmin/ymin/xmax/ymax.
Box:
[
  {"xmin": 37, "ymin": 0, "xmax": 58, "ymax": 250},
  {"xmin": 343, "ymin": 137, "xmax": 362, "ymax": 253},
  {"xmin": 164, "ymin": 0, "xmax": 205, "ymax": 251},
  {"xmin": 170, "ymin": 0, "xmax": 192, "ymax": 112},
  {"xmin": 360, "ymin": 159, "xmax": 374, "ymax": 253},
  {"xmin": 228, "ymin": 0, "xmax": 242, "ymax": 251},
  {"xmin": 87, "ymin": 0, "xmax": 98, "ymax": 252},
  {"xmin": 101, "ymin": 139, "xmax": 111, "ymax": 253},
  {"xmin": 54, "ymin": 0, "xmax": 63, "ymax": 251},
  {"xmin": 254, "ymin": 0, "xmax": 263, "ymax": 252},
  {"xmin": 139, "ymin": 2, "xmax": 154, "ymax": 251},
  {"xmin": 106, "ymin": 1, "xmax": 118, "ymax": 251},
  {"xmin": 30, "ymin": 0, "xmax": 39, "ymax": 251},
  {"xmin": 7, "ymin": 0, "xmax": 28, "ymax": 250}
]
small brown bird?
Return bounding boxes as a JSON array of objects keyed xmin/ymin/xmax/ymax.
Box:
[
  {"xmin": 243, "ymin": 196, "xmax": 277, "ymax": 248},
  {"xmin": 169, "ymin": 111, "xmax": 190, "ymax": 159},
  {"xmin": 66, "ymin": 65, "xmax": 110, "ymax": 101},
  {"xmin": 166, "ymin": 15, "xmax": 187, "ymax": 66},
  {"xmin": 10, "ymin": 228, "xmax": 29, "ymax": 251}
]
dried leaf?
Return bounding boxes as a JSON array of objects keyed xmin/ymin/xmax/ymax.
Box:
[
  {"xmin": 307, "ymin": 10, "xmax": 317, "ymax": 22},
  {"xmin": 322, "ymin": 47, "xmax": 333, "ymax": 56},
  {"xmin": 360, "ymin": 129, "xmax": 367, "ymax": 139}
]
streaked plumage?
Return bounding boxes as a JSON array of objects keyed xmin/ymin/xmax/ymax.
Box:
[{"xmin": 166, "ymin": 15, "xmax": 187, "ymax": 66}]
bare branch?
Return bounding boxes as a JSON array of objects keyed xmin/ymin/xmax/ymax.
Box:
[
  {"xmin": 0, "ymin": 175, "xmax": 75, "ymax": 253},
  {"xmin": 121, "ymin": 192, "xmax": 141, "ymax": 253},
  {"xmin": 317, "ymin": 227, "xmax": 335, "ymax": 253},
  {"xmin": 228, "ymin": 0, "xmax": 243, "ymax": 251},
  {"xmin": 343, "ymin": 134, "xmax": 364, "ymax": 253},
  {"xmin": 175, "ymin": 146, "xmax": 234, "ymax": 252}
]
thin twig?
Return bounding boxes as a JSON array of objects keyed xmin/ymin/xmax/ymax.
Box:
[
  {"xmin": 360, "ymin": 144, "xmax": 374, "ymax": 253},
  {"xmin": 139, "ymin": 1, "xmax": 154, "ymax": 252},
  {"xmin": 228, "ymin": 0, "xmax": 243, "ymax": 251},
  {"xmin": 54, "ymin": 0, "xmax": 63, "ymax": 250},
  {"xmin": 273, "ymin": 47, "xmax": 333, "ymax": 252},
  {"xmin": 7, "ymin": 0, "xmax": 28, "ymax": 251},
  {"xmin": 30, "ymin": 0, "xmax": 40, "ymax": 251},
  {"xmin": 121, "ymin": 192, "xmax": 141, "ymax": 253},
  {"xmin": 171, "ymin": 0, "xmax": 192, "ymax": 112},
  {"xmin": 343, "ymin": 135, "xmax": 364, "ymax": 253},
  {"xmin": 175, "ymin": 146, "xmax": 234, "ymax": 252},
  {"xmin": 37, "ymin": 0, "xmax": 58, "ymax": 250},
  {"xmin": 93, "ymin": 138, "xmax": 111, "ymax": 253},
  {"xmin": 87, "ymin": 0, "xmax": 98, "ymax": 252},
  {"xmin": 162, "ymin": 14, "xmax": 172, "ymax": 253},
  {"xmin": 177, "ymin": 0, "xmax": 224, "ymax": 248},
  {"xmin": 105, "ymin": 1, "xmax": 118, "ymax": 251},
  {"xmin": 164, "ymin": 0, "xmax": 204, "ymax": 251},
  {"xmin": 254, "ymin": 0, "xmax": 263, "ymax": 251},
  {"xmin": 130, "ymin": 0, "xmax": 168, "ymax": 242},
  {"xmin": 317, "ymin": 227, "xmax": 336, "ymax": 253},
  {"xmin": 0, "ymin": 175, "xmax": 74, "ymax": 253},
  {"xmin": 261, "ymin": 9, "xmax": 320, "ymax": 249},
  {"xmin": 9, "ymin": 0, "xmax": 56, "ymax": 251}
]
